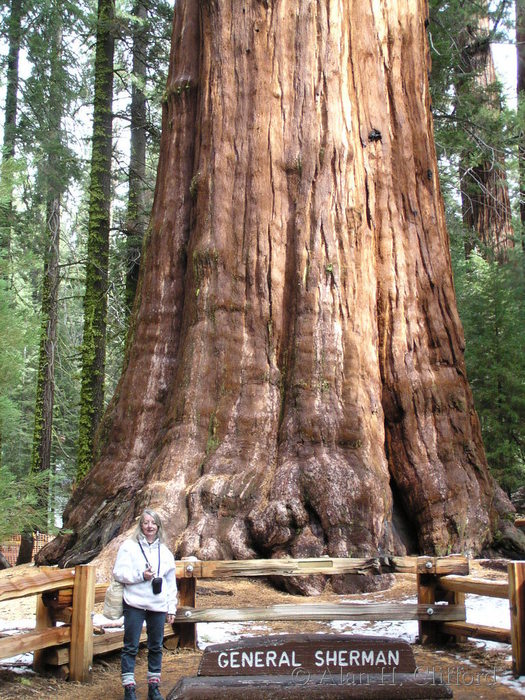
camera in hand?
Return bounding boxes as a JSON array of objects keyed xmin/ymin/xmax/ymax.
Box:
[{"xmin": 152, "ymin": 576, "xmax": 163, "ymax": 594}]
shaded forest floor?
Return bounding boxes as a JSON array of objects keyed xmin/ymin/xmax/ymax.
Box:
[{"xmin": 0, "ymin": 562, "xmax": 523, "ymax": 699}]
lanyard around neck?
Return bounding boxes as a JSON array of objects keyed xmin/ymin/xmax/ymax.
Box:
[{"xmin": 138, "ymin": 539, "xmax": 160, "ymax": 576}]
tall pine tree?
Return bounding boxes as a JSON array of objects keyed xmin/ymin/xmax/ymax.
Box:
[{"xmin": 77, "ymin": 0, "xmax": 115, "ymax": 480}]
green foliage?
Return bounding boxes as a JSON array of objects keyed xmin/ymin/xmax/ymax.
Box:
[
  {"xmin": 0, "ymin": 168, "xmax": 40, "ymax": 479},
  {"xmin": 0, "ymin": 465, "xmax": 49, "ymax": 540},
  {"xmin": 454, "ymin": 250, "xmax": 525, "ymax": 493},
  {"xmin": 428, "ymin": 0, "xmax": 514, "ymax": 216}
]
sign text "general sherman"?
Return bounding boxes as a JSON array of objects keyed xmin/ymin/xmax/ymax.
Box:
[{"xmin": 217, "ymin": 647, "xmax": 401, "ymax": 671}]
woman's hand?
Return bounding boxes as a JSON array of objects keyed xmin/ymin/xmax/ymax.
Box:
[
  {"xmin": 166, "ymin": 614, "xmax": 175, "ymax": 624},
  {"xmin": 143, "ymin": 565, "xmax": 154, "ymax": 581}
]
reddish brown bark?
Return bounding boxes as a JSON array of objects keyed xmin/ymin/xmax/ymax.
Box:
[
  {"xmin": 459, "ymin": 17, "xmax": 514, "ymax": 257},
  {"xmin": 38, "ymin": 0, "xmax": 522, "ymax": 588},
  {"xmin": 517, "ymin": 0, "xmax": 525, "ymax": 249}
]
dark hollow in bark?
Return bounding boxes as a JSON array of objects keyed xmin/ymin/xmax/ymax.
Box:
[{"xmin": 37, "ymin": 0, "xmax": 523, "ymax": 592}]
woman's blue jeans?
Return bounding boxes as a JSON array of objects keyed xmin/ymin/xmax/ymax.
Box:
[{"xmin": 121, "ymin": 601, "xmax": 166, "ymax": 686}]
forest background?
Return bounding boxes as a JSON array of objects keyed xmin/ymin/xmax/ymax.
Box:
[{"xmin": 0, "ymin": 0, "xmax": 524, "ymax": 558}]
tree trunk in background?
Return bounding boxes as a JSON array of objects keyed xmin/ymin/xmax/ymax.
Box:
[
  {"xmin": 22, "ymin": 196, "xmax": 60, "ymax": 561},
  {"xmin": 0, "ymin": 0, "xmax": 23, "ymax": 466},
  {"xmin": 125, "ymin": 0, "xmax": 148, "ymax": 319},
  {"xmin": 39, "ymin": 0, "xmax": 522, "ymax": 587},
  {"xmin": 0, "ymin": 0, "xmax": 22, "ymax": 259},
  {"xmin": 517, "ymin": 0, "xmax": 525, "ymax": 251},
  {"xmin": 76, "ymin": 0, "xmax": 114, "ymax": 480},
  {"xmin": 458, "ymin": 15, "xmax": 514, "ymax": 258},
  {"xmin": 30, "ymin": 195, "xmax": 60, "ymax": 489},
  {"xmin": 19, "ymin": 15, "xmax": 65, "ymax": 563},
  {"xmin": 14, "ymin": 534, "xmax": 33, "ymax": 566}
]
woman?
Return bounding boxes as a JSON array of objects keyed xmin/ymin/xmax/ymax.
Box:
[{"xmin": 113, "ymin": 509, "xmax": 177, "ymax": 700}]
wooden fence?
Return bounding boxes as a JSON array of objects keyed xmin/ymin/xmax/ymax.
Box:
[
  {"xmin": 0, "ymin": 533, "xmax": 54, "ymax": 566},
  {"xmin": 0, "ymin": 556, "xmax": 523, "ymax": 683}
]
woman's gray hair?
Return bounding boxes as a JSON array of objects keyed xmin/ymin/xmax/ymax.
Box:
[{"xmin": 133, "ymin": 508, "xmax": 164, "ymax": 542}]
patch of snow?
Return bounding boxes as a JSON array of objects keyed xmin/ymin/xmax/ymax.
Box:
[
  {"xmin": 466, "ymin": 594, "xmax": 510, "ymax": 641},
  {"xmin": 0, "ymin": 618, "xmax": 36, "ymax": 671},
  {"xmin": 329, "ymin": 596, "xmax": 419, "ymax": 642},
  {"xmin": 93, "ymin": 612, "xmax": 124, "ymax": 628},
  {"xmin": 197, "ymin": 622, "xmax": 269, "ymax": 648},
  {"xmin": 0, "ymin": 618, "xmax": 35, "ymax": 632}
]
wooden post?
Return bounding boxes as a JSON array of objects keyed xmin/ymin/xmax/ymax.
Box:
[
  {"xmin": 417, "ymin": 556, "xmax": 468, "ymax": 646},
  {"xmin": 417, "ymin": 557, "xmax": 443, "ymax": 645},
  {"xmin": 417, "ymin": 557, "xmax": 436, "ymax": 644},
  {"xmin": 69, "ymin": 565, "xmax": 95, "ymax": 682},
  {"xmin": 445, "ymin": 589, "xmax": 466, "ymax": 642},
  {"xmin": 175, "ymin": 577, "xmax": 197, "ymax": 649},
  {"xmin": 508, "ymin": 561, "xmax": 525, "ymax": 677},
  {"xmin": 33, "ymin": 593, "xmax": 54, "ymax": 672},
  {"xmin": 172, "ymin": 558, "xmax": 198, "ymax": 650},
  {"xmin": 435, "ymin": 578, "xmax": 467, "ymax": 643}
]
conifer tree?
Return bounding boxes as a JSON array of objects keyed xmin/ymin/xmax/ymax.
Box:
[
  {"xmin": 77, "ymin": 0, "xmax": 115, "ymax": 480},
  {"xmin": 0, "ymin": 0, "xmax": 24, "ymax": 463},
  {"xmin": 0, "ymin": 0, "xmax": 23, "ymax": 260},
  {"xmin": 517, "ymin": 0, "xmax": 525, "ymax": 249},
  {"xmin": 455, "ymin": 253, "xmax": 525, "ymax": 493},
  {"xmin": 29, "ymin": 5, "xmax": 65, "ymax": 521},
  {"xmin": 457, "ymin": 10, "xmax": 514, "ymax": 258},
  {"xmin": 16, "ymin": 0, "xmax": 84, "ymax": 559},
  {"xmin": 428, "ymin": 0, "xmax": 514, "ymax": 258},
  {"xmin": 124, "ymin": 0, "xmax": 147, "ymax": 318}
]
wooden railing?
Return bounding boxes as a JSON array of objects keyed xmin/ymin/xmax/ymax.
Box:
[
  {"xmin": 0, "ymin": 556, "xmax": 523, "ymax": 682},
  {"xmin": 172, "ymin": 554, "xmax": 469, "ymax": 649},
  {"xmin": 0, "ymin": 565, "xmax": 87, "ymax": 680}
]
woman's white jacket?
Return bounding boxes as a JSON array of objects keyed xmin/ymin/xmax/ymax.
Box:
[{"xmin": 113, "ymin": 535, "xmax": 177, "ymax": 614}]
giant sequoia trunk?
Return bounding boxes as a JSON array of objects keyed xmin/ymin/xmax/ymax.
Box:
[{"xmin": 38, "ymin": 0, "xmax": 521, "ymax": 590}]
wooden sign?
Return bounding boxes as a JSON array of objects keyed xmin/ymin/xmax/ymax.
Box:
[
  {"xmin": 168, "ymin": 634, "xmax": 453, "ymax": 700},
  {"xmin": 198, "ymin": 634, "xmax": 416, "ymax": 677}
]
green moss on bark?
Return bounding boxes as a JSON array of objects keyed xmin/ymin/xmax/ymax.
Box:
[{"xmin": 77, "ymin": 0, "xmax": 115, "ymax": 481}]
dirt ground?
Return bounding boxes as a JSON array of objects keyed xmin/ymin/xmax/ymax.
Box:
[{"xmin": 0, "ymin": 561, "xmax": 523, "ymax": 699}]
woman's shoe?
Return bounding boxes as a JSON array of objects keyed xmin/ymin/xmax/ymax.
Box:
[
  {"xmin": 147, "ymin": 682, "xmax": 164, "ymax": 700},
  {"xmin": 123, "ymin": 684, "xmax": 137, "ymax": 700}
]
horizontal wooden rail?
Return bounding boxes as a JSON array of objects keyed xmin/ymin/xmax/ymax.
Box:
[
  {"xmin": 0, "ymin": 625, "xmax": 71, "ymax": 659},
  {"xmin": 438, "ymin": 575, "xmax": 508, "ymax": 599},
  {"xmin": 45, "ymin": 582, "xmax": 108, "ymax": 608},
  {"xmin": 43, "ymin": 623, "xmax": 178, "ymax": 666},
  {"xmin": 175, "ymin": 603, "xmax": 466, "ymax": 624},
  {"xmin": 0, "ymin": 566, "xmax": 75, "ymax": 602},
  {"xmin": 184, "ymin": 555, "xmax": 468, "ymax": 579},
  {"xmin": 440, "ymin": 621, "xmax": 511, "ymax": 645},
  {"xmin": 39, "ymin": 556, "xmax": 468, "ymax": 610}
]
